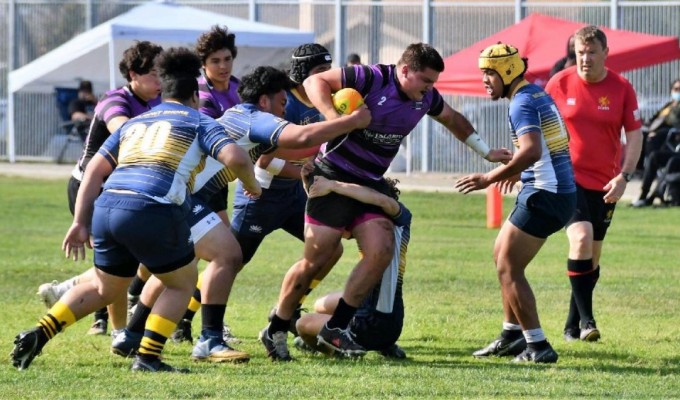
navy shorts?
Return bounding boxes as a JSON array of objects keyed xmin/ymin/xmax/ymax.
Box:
[
  {"xmin": 566, "ymin": 184, "xmax": 617, "ymax": 241},
  {"xmin": 508, "ymin": 188, "xmax": 576, "ymax": 239},
  {"xmin": 231, "ymin": 179, "xmax": 307, "ymax": 264},
  {"xmin": 91, "ymin": 191, "xmax": 195, "ymax": 277}
]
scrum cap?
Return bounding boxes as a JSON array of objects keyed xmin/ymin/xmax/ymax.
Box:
[
  {"xmin": 478, "ymin": 43, "xmax": 525, "ymax": 85},
  {"xmin": 289, "ymin": 43, "xmax": 332, "ymax": 84}
]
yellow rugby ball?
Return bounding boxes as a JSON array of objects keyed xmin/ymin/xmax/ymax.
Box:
[{"xmin": 332, "ymin": 88, "xmax": 364, "ymax": 115}]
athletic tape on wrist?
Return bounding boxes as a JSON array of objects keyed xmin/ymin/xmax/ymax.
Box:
[
  {"xmin": 465, "ymin": 132, "xmax": 491, "ymax": 158},
  {"xmin": 254, "ymin": 166, "xmax": 273, "ymax": 189},
  {"xmin": 265, "ymin": 158, "xmax": 286, "ymax": 175}
]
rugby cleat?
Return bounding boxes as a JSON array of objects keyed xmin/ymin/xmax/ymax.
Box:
[
  {"xmin": 512, "ymin": 343, "xmax": 559, "ymax": 364},
  {"xmin": 191, "ymin": 336, "xmax": 250, "ymax": 363},
  {"xmin": 259, "ymin": 327, "xmax": 293, "ymax": 361},
  {"xmin": 11, "ymin": 328, "xmax": 46, "ymax": 371},
  {"xmin": 316, "ymin": 323, "xmax": 366, "ymax": 358},
  {"xmin": 473, "ymin": 335, "xmax": 527, "ymax": 358},
  {"xmin": 37, "ymin": 281, "xmax": 67, "ymax": 309},
  {"xmin": 580, "ymin": 321, "xmax": 601, "ymax": 342},
  {"xmin": 131, "ymin": 356, "xmax": 188, "ymax": 373},
  {"xmin": 170, "ymin": 319, "xmax": 193, "ymax": 344},
  {"xmin": 87, "ymin": 319, "xmax": 107, "ymax": 336},
  {"xmin": 111, "ymin": 329, "xmax": 142, "ymax": 358}
]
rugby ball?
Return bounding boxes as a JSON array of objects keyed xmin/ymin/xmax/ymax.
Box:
[{"xmin": 332, "ymin": 88, "xmax": 364, "ymax": 115}]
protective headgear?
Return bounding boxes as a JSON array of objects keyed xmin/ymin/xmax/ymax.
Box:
[
  {"xmin": 478, "ymin": 43, "xmax": 526, "ymax": 86},
  {"xmin": 289, "ymin": 43, "xmax": 332, "ymax": 84}
]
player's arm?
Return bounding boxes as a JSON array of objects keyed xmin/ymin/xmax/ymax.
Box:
[
  {"xmin": 254, "ymin": 154, "xmax": 302, "ymax": 186},
  {"xmin": 62, "ymin": 152, "xmax": 113, "ymax": 261},
  {"xmin": 105, "ymin": 116, "xmax": 129, "ymax": 134},
  {"xmin": 433, "ymin": 102, "xmax": 512, "ymax": 163},
  {"xmin": 308, "ymin": 176, "xmax": 400, "ymax": 217},
  {"xmin": 455, "ymin": 131, "xmax": 541, "ymax": 194},
  {"xmin": 303, "ymin": 68, "xmax": 345, "ymax": 121},
  {"xmin": 621, "ymin": 128, "xmax": 643, "ymax": 178},
  {"xmin": 215, "ymin": 142, "xmax": 261, "ymax": 198},
  {"xmin": 276, "ymin": 108, "xmax": 370, "ymax": 149}
]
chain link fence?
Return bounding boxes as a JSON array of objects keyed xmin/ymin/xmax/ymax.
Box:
[{"xmin": 1, "ymin": 0, "xmax": 679, "ymax": 172}]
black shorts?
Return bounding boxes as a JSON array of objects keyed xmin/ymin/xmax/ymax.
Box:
[
  {"xmin": 67, "ymin": 176, "xmax": 80, "ymax": 216},
  {"xmin": 349, "ymin": 311, "xmax": 403, "ymax": 351},
  {"xmin": 566, "ymin": 184, "xmax": 617, "ymax": 241},
  {"xmin": 305, "ymin": 161, "xmax": 393, "ymax": 229}
]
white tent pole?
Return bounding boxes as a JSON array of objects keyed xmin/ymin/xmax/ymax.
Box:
[
  {"xmin": 7, "ymin": 0, "xmax": 16, "ymax": 163},
  {"xmin": 108, "ymin": 29, "xmax": 116, "ymax": 90}
]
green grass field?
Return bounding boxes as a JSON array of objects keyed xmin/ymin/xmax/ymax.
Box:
[{"xmin": 1, "ymin": 176, "xmax": 678, "ymax": 399}]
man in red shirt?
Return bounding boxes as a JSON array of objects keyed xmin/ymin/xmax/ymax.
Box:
[{"xmin": 545, "ymin": 25, "xmax": 642, "ymax": 342}]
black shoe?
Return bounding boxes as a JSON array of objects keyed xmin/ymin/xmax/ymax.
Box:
[
  {"xmin": 563, "ymin": 327, "xmax": 580, "ymax": 342},
  {"xmin": 317, "ymin": 323, "xmax": 366, "ymax": 358},
  {"xmin": 170, "ymin": 319, "xmax": 193, "ymax": 344},
  {"xmin": 259, "ymin": 327, "xmax": 293, "ymax": 361},
  {"xmin": 580, "ymin": 320, "xmax": 601, "ymax": 342},
  {"xmin": 131, "ymin": 356, "xmax": 188, "ymax": 373},
  {"xmin": 473, "ymin": 335, "xmax": 527, "ymax": 358},
  {"xmin": 11, "ymin": 328, "xmax": 45, "ymax": 371},
  {"xmin": 379, "ymin": 343, "xmax": 407, "ymax": 359},
  {"xmin": 512, "ymin": 343, "xmax": 558, "ymax": 364},
  {"xmin": 268, "ymin": 307, "xmax": 305, "ymax": 337}
]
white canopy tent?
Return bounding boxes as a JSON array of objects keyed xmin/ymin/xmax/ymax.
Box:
[{"xmin": 7, "ymin": 0, "xmax": 314, "ymax": 162}]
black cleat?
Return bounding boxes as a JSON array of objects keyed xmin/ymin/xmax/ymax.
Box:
[
  {"xmin": 11, "ymin": 328, "xmax": 45, "ymax": 371},
  {"xmin": 473, "ymin": 336, "xmax": 527, "ymax": 358},
  {"xmin": 131, "ymin": 356, "xmax": 188, "ymax": 373},
  {"xmin": 317, "ymin": 324, "xmax": 366, "ymax": 358},
  {"xmin": 170, "ymin": 319, "xmax": 193, "ymax": 344},
  {"xmin": 512, "ymin": 343, "xmax": 559, "ymax": 364},
  {"xmin": 379, "ymin": 343, "xmax": 407, "ymax": 359},
  {"xmin": 259, "ymin": 327, "xmax": 293, "ymax": 361},
  {"xmin": 563, "ymin": 327, "xmax": 580, "ymax": 342},
  {"xmin": 268, "ymin": 307, "xmax": 305, "ymax": 337}
]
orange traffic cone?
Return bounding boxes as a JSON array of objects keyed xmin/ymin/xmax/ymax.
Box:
[{"xmin": 486, "ymin": 186, "xmax": 502, "ymax": 229}]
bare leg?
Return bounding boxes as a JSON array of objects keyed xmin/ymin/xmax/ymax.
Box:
[{"xmin": 494, "ymin": 221, "xmax": 545, "ymax": 330}]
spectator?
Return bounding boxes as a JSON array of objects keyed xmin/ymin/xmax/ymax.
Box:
[
  {"xmin": 631, "ymin": 79, "xmax": 680, "ymax": 207},
  {"xmin": 549, "ymin": 35, "xmax": 576, "ymax": 78},
  {"xmin": 346, "ymin": 53, "xmax": 362, "ymax": 66},
  {"xmin": 67, "ymin": 80, "xmax": 97, "ymax": 141}
]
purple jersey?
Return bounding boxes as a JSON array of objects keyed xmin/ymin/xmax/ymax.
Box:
[
  {"xmin": 74, "ymin": 86, "xmax": 160, "ymax": 178},
  {"xmin": 319, "ymin": 64, "xmax": 444, "ymax": 182},
  {"xmin": 198, "ymin": 75, "xmax": 241, "ymax": 119}
]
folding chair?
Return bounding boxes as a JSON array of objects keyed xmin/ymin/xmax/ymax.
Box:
[{"xmin": 54, "ymin": 87, "xmax": 85, "ymax": 164}]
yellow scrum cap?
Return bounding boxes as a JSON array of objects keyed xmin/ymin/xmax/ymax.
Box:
[{"xmin": 478, "ymin": 43, "xmax": 526, "ymax": 85}]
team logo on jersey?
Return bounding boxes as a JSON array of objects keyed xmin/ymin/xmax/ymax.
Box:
[
  {"xmin": 567, "ymin": 98, "xmax": 576, "ymax": 106},
  {"xmin": 249, "ymin": 225, "xmax": 263, "ymax": 233},
  {"xmin": 192, "ymin": 204, "xmax": 204, "ymax": 215},
  {"xmin": 598, "ymin": 96, "xmax": 610, "ymax": 110}
]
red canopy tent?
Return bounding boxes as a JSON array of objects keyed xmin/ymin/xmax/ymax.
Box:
[{"xmin": 435, "ymin": 13, "xmax": 680, "ymax": 97}]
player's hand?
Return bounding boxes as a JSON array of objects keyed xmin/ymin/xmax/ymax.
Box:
[
  {"xmin": 307, "ymin": 176, "xmax": 334, "ymax": 198},
  {"xmin": 603, "ymin": 175, "xmax": 626, "ymax": 203},
  {"xmin": 454, "ymin": 173, "xmax": 491, "ymax": 194},
  {"xmin": 62, "ymin": 223, "xmax": 91, "ymax": 261},
  {"xmin": 496, "ymin": 176, "xmax": 519, "ymax": 194},
  {"xmin": 243, "ymin": 181, "xmax": 262, "ymax": 200},
  {"xmin": 349, "ymin": 105, "xmax": 372, "ymax": 130},
  {"xmin": 486, "ymin": 148, "xmax": 513, "ymax": 164},
  {"xmin": 301, "ymin": 161, "xmax": 315, "ymax": 193}
]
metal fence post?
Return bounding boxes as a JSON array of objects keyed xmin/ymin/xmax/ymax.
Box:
[
  {"xmin": 420, "ymin": 0, "xmax": 432, "ymax": 173},
  {"xmin": 610, "ymin": 0, "xmax": 619, "ymax": 28},
  {"xmin": 7, "ymin": 0, "xmax": 16, "ymax": 162}
]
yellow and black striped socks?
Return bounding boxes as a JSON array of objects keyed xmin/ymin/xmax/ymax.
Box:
[
  {"xmin": 138, "ymin": 314, "xmax": 176, "ymax": 359},
  {"xmin": 37, "ymin": 301, "xmax": 76, "ymax": 339},
  {"xmin": 297, "ymin": 278, "xmax": 321, "ymax": 310}
]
